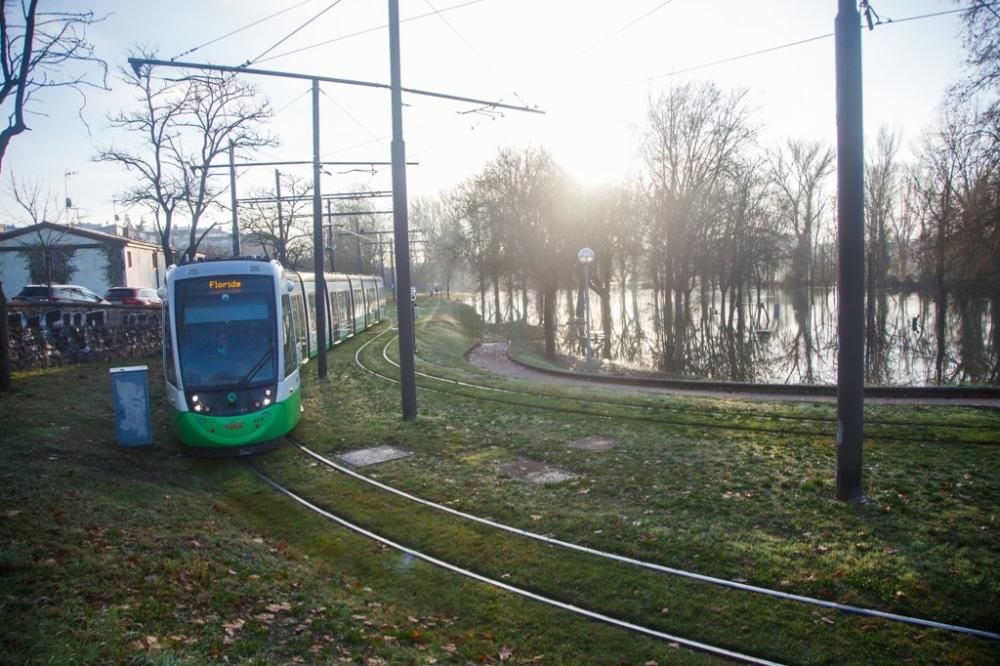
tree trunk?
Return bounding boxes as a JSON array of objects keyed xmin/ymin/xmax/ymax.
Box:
[{"xmin": 543, "ymin": 284, "xmax": 557, "ymax": 359}]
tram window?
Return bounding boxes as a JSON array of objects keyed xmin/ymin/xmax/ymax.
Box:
[
  {"xmin": 335, "ymin": 290, "xmax": 348, "ymax": 337},
  {"xmin": 174, "ymin": 275, "xmax": 277, "ymax": 391},
  {"xmin": 353, "ymin": 290, "xmax": 363, "ymax": 329},
  {"xmin": 307, "ymin": 292, "xmax": 318, "ymax": 352},
  {"xmin": 329, "ymin": 289, "xmax": 340, "ymax": 340},
  {"xmin": 163, "ymin": 303, "xmax": 177, "ymax": 386},
  {"xmin": 290, "ymin": 293, "xmax": 306, "ymax": 358},
  {"xmin": 282, "ymin": 294, "xmax": 297, "ymax": 377}
]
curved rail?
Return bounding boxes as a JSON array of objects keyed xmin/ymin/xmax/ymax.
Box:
[
  {"xmin": 364, "ymin": 332, "xmax": 999, "ymax": 446},
  {"xmin": 246, "ymin": 461, "xmax": 786, "ymax": 665},
  {"xmin": 290, "ymin": 437, "xmax": 1000, "ymax": 642}
]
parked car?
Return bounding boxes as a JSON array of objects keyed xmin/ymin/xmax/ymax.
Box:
[
  {"xmin": 103, "ymin": 287, "xmax": 161, "ymax": 306},
  {"xmin": 12, "ymin": 284, "xmax": 109, "ymax": 305}
]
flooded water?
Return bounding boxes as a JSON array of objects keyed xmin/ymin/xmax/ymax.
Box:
[{"xmin": 459, "ymin": 285, "xmax": 999, "ymax": 387}]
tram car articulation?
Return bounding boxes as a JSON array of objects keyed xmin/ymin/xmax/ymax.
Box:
[{"xmin": 160, "ymin": 258, "xmax": 385, "ymax": 454}]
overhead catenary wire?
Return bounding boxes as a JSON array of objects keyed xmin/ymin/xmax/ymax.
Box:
[
  {"xmin": 170, "ymin": 0, "xmax": 317, "ymax": 61},
  {"xmin": 583, "ymin": 0, "xmax": 678, "ymax": 53},
  {"xmin": 638, "ymin": 2, "xmax": 1000, "ymax": 83},
  {"xmin": 244, "ymin": 0, "xmax": 347, "ymax": 68},
  {"xmin": 319, "ymin": 87, "xmax": 388, "ymax": 149},
  {"xmin": 256, "ymin": 0, "xmax": 491, "ymax": 65}
]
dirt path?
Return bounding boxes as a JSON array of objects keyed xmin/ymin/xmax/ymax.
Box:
[{"xmin": 466, "ymin": 342, "xmax": 1000, "ymax": 408}]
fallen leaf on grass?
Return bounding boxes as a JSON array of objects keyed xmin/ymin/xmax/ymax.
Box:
[
  {"xmin": 441, "ymin": 643, "xmax": 458, "ymax": 654},
  {"xmin": 266, "ymin": 601, "xmax": 292, "ymax": 613},
  {"xmin": 223, "ymin": 618, "xmax": 246, "ymax": 636},
  {"xmin": 499, "ymin": 646, "xmax": 513, "ymax": 661},
  {"xmin": 132, "ymin": 635, "xmax": 160, "ymax": 650}
]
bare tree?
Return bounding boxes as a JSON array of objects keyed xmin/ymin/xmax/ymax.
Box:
[
  {"xmin": 951, "ymin": 0, "xmax": 1000, "ymax": 131},
  {"xmin": 96, "ymin": 49, "xmax": 275, "ymax": 264},
  {"xmin": 478, "ymin": 147, "xmax": 568, "ymax": 357},
  {"xmin": 768, "ymin": 138, "xmax": 835, "ymax": 289},
  {"xmin": 416, "ymin": 193, "xmax": 465, "ymax": 299},
  {"xmin": 0, "ymin": 1, "xmax": 108, "ymax": 173},
  {"xmin": 640, "ymin": 81, "xmax": 755, "ymax": 371},
  {"xmin": 5, "ymin": 171, "xmax": 58, "ymax": 224},
  {"xmin": 241, "ymin": 173, "xmax": 312, "ymax": 266},
  {"xmin": 864, "ymin": 125, "xmax": 900, "ymax": 289}
]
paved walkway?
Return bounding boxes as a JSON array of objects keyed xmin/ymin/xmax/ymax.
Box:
[{"xmin": 466, "ymin": 342, "xmax": 1000, "ymax": 408}]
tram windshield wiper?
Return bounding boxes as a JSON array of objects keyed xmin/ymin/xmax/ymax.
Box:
[{"xmin": 235, "ymin": 348, "xmax": 273, "ymax": 393}]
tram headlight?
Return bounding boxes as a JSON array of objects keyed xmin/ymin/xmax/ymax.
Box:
[
  {"xmin": 194, "ymin": 404, "xmax": 202, "ymax": 412},
  {"xmin": 263, "ymin": 398, "xmax": 272, "ymax": 407},
  {"xmin": 264, "ymin": 389, "xmax": 272, "ymax": 397},
  {"xmin": 192, "ymin": 394, "xmax": 199, "ymax": 403}
]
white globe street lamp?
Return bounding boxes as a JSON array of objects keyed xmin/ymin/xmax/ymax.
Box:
[{"xmin": 577, "ymin": 247, "xmax": 595, "ymax": 370}]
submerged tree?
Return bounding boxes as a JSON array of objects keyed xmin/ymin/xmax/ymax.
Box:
[
  {"xmin": 768, "ymin": 138, "xmax": 835, "ymax": 289},
  {"xmin": 640, "ymin": 81, "xmax": 755, "ymax": 371}
]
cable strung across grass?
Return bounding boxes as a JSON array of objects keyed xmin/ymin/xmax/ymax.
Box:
[
  {"xmin": 245, "ymin": 461, "xmax": 787, "ymax": 666},
  {"xmin": 288, "ymin": 436, "xmax": 1000, "ymax": 642},
  {"xmin": 362, "ymin": 331, "xmax": 998, "ymax": 446}
]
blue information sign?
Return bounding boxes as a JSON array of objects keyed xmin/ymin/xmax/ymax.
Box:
[{"xmin": 110, "ymin": 365, "xmax": 153, "ymax": 447}]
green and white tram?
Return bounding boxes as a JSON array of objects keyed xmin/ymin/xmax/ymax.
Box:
[{"xmin": 161, "ymin": 258, "xmax": 385, "ymax": 454}]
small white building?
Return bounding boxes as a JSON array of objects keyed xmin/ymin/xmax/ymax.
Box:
[{"xmin": 0, "ymin": 221, "xmax": 167, "ymax": 297}]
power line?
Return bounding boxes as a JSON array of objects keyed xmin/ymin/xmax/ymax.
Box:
[
  {"xmin": 319, "ymin": 87, "xmax": 388, "ymax": 149},
  {"xmin": 641, "ymin": 33, "xmax": 831, "ymax": 82},
  {"xmin": 422, "ymin": 0, "xmax": 528, "ymax": 108},
  {"xmin": 245, "ymin": 0, "xmax": 347, "ymax": 68},
  {"xmin": 170, "ymin": 0, "xmax": 318, "ymax": 61},
  {"xmin": 583, "ymin": 0, "xmax": 678, "ymax": 53},
  {"xmin": 257, "ymin": 0, "xmax": 490, "ymax": 65},
  {"xmin": 639, "ymin": 3, "xmax": 996, "ymax": 83}
]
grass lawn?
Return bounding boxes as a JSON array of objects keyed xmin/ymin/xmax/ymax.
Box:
[{"xmin": 1, "ymin": 298, "xmax": 998, "ymax": 664}]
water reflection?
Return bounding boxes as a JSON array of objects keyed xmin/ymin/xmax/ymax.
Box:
[{"xmin": 459, "ymin": 285, "xmax": 998, "ymax": 386}]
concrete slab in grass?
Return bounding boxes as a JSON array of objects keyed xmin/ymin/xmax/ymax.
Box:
[
  {"xmin": 569, "ymin": 435, "xmax": 620, "ymax": 452},
  {"xmin": 498, "ymin": 458, "xmax": 578, "ymax": 485},
  {"xmin": 338, "ymin": 445, "xmax": 412, "ymax": 467}
]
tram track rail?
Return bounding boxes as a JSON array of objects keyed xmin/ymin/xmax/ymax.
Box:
[
  {"xmin": 356, "ymin": 326, "xmax": 1000, "ymax": 447},
  {"xmin": 245, "ymin": 460, "xmax": 787, "ymax": 665},
  {"xmin": 285, "ymin": 434, "xmax": 1000, "ymax": 642},
  {"xmin": 240, "ymin": 316, "xmax": 1000, "ymax": 661}
]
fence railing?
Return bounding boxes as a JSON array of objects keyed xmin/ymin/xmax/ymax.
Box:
[{"xmin": 5, "ymin": 303, "xmax": 162, "ymax": 371}]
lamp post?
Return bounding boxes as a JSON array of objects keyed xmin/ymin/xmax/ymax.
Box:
[
  {"xmin": 63, "ymin": 170, "xmax": 76, "ymax": 223},
  {"xmin": 577, "ymin": 247, "xmax": 595, "ymax": 370}
]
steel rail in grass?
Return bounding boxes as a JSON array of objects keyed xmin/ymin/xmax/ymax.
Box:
[
  {"xmin": 346, "ymin": 328, "xmax": 1000, "ymax": 641},
  {"xmin": 246, "ymin": 463, "xmax": 787, "ymax": 666}
]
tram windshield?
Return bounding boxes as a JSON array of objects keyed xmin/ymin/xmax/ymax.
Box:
[{"xmin": 174, "ymin": 275, "xmax": 277, "ymax": 391}]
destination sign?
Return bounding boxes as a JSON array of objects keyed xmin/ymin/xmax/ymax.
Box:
[{"xmin": 208, "ymin": 278, "xmax": 243, "ymax": 290}]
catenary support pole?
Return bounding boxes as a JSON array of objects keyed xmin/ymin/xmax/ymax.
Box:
[
  {"xmin": 389, "ymin": 0, "xmax": 417, "ymax": 420},
  {"xmin": 274, "ymin": 169, "xmax": 285, "ymax": 264},
  {"xmin": 311, "ymin": 79, "xmax": 328, "ymax": 379},
  {"xmin": 835, "ymin": 0, "xmax": 865, "ymax": 501},
  {"xmin": 229, "ymin": 140, "xmax": 240, "ymax": 257}
]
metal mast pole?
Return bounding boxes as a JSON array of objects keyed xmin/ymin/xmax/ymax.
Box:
[
  {"xmin": 389, "ymin": 0, "xmax": 417, "ymax": 420},
  {"xmin": 835, "ymin": 0, "xmax": 865, "ymax": 501},
  {"xmin": 274, "ymin": 169, "xmax": 285, "ymax": 264},
  {"xmin": 326, "ymin": 199, "xmax": 336, "ymax": 271},
  {"xmin": 311, "ymin": 79, "xmax": 328, "ymax": 379},
  {"xmin": 229, "ymin": 140, "xmax": 240, "ymax": 257}
]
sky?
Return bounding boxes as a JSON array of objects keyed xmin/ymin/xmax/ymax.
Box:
[{"xmin": 1, "ymin": 0, "xmax": 975, "ymax": 231}]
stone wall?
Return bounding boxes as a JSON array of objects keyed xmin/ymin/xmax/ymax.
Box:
[{"xmin": 5, "ymin": 304, "xmax": 161, "ymax": 370}]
